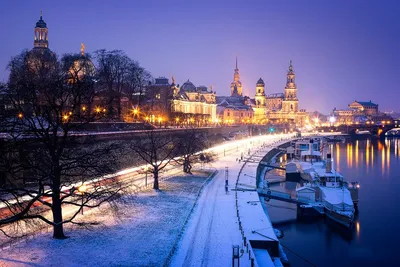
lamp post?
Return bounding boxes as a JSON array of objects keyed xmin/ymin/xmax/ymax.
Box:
[
  {"xmin": 78, "ymin": 184, "xmax": 87, "ymax": 215},
  {"xmin": 145, "ymin": 165, "xmax": 148, "ymax": 187}
]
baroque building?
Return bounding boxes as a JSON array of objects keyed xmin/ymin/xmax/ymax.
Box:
[
  {"xmin": 217, "ymin": 59, "xmax": 254, "ymax": 124},
  {"xmin": 230, "ymin": 58, "xmax": 243, "ymax": 97},
  {"xmin": 263, "ymin": 61, "xmax": 306, "ymax": 126},
  {"xmin": 144, "ymin": 77, "xmax": 217, "ymax": 125},
  {"xmin": 217, "ymin": 59, "xmax": 307, "ymax": 126},
  {"xmin": 333, "ymin": 100, "xmax": 384, "ymax": 125},
  {"xmin": 171, "ymin": 79, "xmax": 217, "ymax": 123},
  {"xmin": 34, "ymin": 12, "xmax": 49, "ymax": 49}
]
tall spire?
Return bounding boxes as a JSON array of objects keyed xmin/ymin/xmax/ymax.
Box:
[
  {"xmin": 235, "ymin": 56, "xmax": 238, "ymax": 70},
  {"xmin": 289, "ymin": 59, "xmax": 293, "ymax": 72},
  {"xmin": 40, "ymin": 10, "xmax": 43, "ymax": 19},
  {"xmin": 230, "ymin": 56, "xmax": 242, "ymax": 96}
]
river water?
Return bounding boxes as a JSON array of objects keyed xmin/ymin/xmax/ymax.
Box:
[{"xmin": 266, "ymin": 137, "xmax": 400, "ymax": 267}]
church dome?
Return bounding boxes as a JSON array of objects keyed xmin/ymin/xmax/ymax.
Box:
[
  {"xmin": 180, "ymin": 79, "xmax": 196, "ymax": 92},
  {"xmin": 257, "ymin": 78, "xmax": 264, "ymax": 85},
  {"xmin": 35, "ymin": 16, "xmax": 47, "ymax": 28}
]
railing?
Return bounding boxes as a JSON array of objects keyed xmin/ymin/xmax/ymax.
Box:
[{"xmin": 258, "ymin": 188, "xmax": 314, "ymax": 204}]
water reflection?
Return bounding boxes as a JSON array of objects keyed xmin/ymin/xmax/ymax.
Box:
[
  {"xmin": 355, "ymin": 140, "xmax": 359, "ymax": 166},
  {"xmin": 366, "ymin": 140, "xmax": 370, "ymax": 170},
  {"xmin": 335, "ymin": 143, "xmax": 340, "ymax": 171},
  {"xmin": 266, "ymin": 137, "xmax": 400, "ymax": 267},
  {"xmin": 382, "ymin": 145, "xmax": 385, "ymax": 175},
  {"xmin": 356, "ymin": 221, "xmax": 360, "ymax": 238}
]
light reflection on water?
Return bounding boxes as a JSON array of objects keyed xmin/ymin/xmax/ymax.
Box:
[{"xmin": 265, "ymin": 137, "xmax": 400, "ymax": 267}]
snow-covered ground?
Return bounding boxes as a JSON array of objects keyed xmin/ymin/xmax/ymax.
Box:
[
  {"xmin": 0, "ymin": 172, "xmax": 212, "ymax": 267},
  {"xmin": 0, "ymin": 133, "xmax": 298, "ymax": 266}
]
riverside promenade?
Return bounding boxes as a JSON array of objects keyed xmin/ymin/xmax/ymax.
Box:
[{"xmin": 171, "ymin": 134, "xmax": 293, "ymax": 267}]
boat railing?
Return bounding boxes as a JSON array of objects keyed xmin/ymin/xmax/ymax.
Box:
[{"xmin": 259, "ymin": 188, "xmax": 315, "ymax": 204}]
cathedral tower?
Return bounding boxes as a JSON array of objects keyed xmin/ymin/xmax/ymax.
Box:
[
  {"xmin": 254, "ymin": 78, "xmax": 266, "ymax": 106},
  {"xmin": 282, "ymin": 60, "xmax": 299, "ymax": 112},
  {"xmin": 34, "ymin": 12, "xmax": 48, "ymax": 49},
  {"xmin": 230, "ymin": 57, "xmax": 243, "ymax": 96}
]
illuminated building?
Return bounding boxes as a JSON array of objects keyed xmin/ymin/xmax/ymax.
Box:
[
  {"xmin": 171, "ymin": 79, "xmax": 217, "ymax": 123},
  {"xmin": 252, "ymin": 78, "xmax": 267, "ymax": 120},
  {"xmin": 349, "ymin": 101, "xmax": 378, "ymax": 115},
  {"xmin": 145, "ymin": 77, "xmax": 217, "ymax": 124},
  {"xmin": 333, "ymin": 100, "xmax": 392, "ymax": 125},
  {"xmin": 259, "ymin": 61, "xmax": 307, "ymax": 126},
  {"xmin": 230, "ymin": 57, "xmax": 243, "ymax": 97},
  {"xmin": 34, "ymin": 12, "xmax": 48, "ymax": 49}
]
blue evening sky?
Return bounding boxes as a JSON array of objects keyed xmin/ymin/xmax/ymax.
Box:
[{"xmin": 0, "ymin": 0, "xmax": 399, "ymax": 113}]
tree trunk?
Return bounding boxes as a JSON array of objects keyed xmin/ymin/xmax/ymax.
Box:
[
  {"xmin": 52, "ymin": 189, "xmax": 66, "ymax": 239},
  {"xmin": 153, "ymin": 168, "xmax": 159, "ymax": 190}
]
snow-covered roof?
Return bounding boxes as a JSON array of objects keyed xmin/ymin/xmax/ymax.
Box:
[
  {"xmin": 319, "ymin": 186, "xmax": 353, "ymax": 206},
  {"xmin": 296, "ymin": 186, "xmax": 316, "ymax": 192},
  {"xmin": 300, "ymin": 151, "xmax": 321, "ymax": 157},
  {"xmin": 314, "ymin": 168, "xmax": 343, "ymax": 179}
]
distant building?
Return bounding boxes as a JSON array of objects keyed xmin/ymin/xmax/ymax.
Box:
[
  {"xmin": 34, "ymin": 12, "xmax": 49, "ymax": 49},
  {"xmin": 333, "ymin": 100, "xmax": 390, "ymax": 125},
  {"xmin": 171, "ymin": 79, "xmax": 217, "ymax": 123},
  {"xmin": 230, "ymin": 57, "xmax": 243, "ymax": 97},
  {"xmin": 144, "ymin": 77, "xmax": 217, "ymax": 125},
  {"xmin": 265, "ymin": 93, "xmax": 284, "ymax": 112},
  {"xmin": 217, "ymin": 59, "xmax": 306, "ymax": 126},
  {"xmin": 348, "ymin": 101, "xmax": 378, "ymax": 115},
  {"xmin": 216, "ymin": 97, "xmax": 254, "ymax": 124},
  {"xmin": 254, "ymin": 61, "xmax": 307, "ymax": 126}
]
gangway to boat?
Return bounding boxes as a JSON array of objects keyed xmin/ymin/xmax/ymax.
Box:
[
  {"xmin": 257, "ymin": 188, "xmax": 312, "ymax": 205},
  {"xmin": 261, "ymin": 164, "xmax": 286, "ymax": 171}
]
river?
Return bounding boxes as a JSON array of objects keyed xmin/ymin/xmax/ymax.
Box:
[{"xmin": 265, "ymin": 137, "xmax": 400, "ymax": 267}]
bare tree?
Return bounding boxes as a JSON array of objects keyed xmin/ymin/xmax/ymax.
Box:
[
  {"xmin": 128, "ymin": 130, "xmax": 176, "ymax": 190},
  {"xmin": 0, "ymin": 50, "xmax": 122, "ymax": 239},
  {"xmin": 174, "ymin": 128, "xmax": 210, "ymax": 174},
  {"xmin": 94, "ymin": 49, "xmax": 130, "ymax": 118},
  {"xmin": 125, "ymin": 60, "xmax": 153, "ymax": 107}
]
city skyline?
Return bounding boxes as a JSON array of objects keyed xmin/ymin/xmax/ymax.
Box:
[{"xmin": 0, "ymin": 0, "xmax": 399, "ymax": 113}]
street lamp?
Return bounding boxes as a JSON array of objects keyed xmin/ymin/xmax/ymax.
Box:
[
  {"xmin": 78, "ymin": 184, "xmax": 87, "ymax": 215},
  {"xmin": 133, "ymin": 108, "xmax": 139, "ymax": 122},
  {"xmin": 144, "ymin": 165, "xmax": 148, "ymax": 187}
]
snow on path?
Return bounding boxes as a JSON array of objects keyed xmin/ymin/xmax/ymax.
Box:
[
  {"xmin": 171, "ymin": 154, "xmax": 245, "ymax": 267},
  {"xmin": 171, "ymin": 135, "xmax": 293, "ymax": 267}
]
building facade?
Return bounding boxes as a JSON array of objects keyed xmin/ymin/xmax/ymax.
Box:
[
  {"xmin": 348, "ymin": 101, "xmax": 378, "ymax": 115},
  {"xmin": 171, "ymin": 79, "xmax": 217, "ymax": 123},
  {"xmin": 230, "ymin": 58, "xmax": 243, "ymax": 97},
  {"xmin": 261, "ymin": 61, "xmax": 306, "ymax": 126},
  {"xmin": 217, "ymin": 59, "xmax": 306, "ymax": 126},
  {"xmin": 333, "ymin": 100, "xmax": 384, "ymax": 125}
]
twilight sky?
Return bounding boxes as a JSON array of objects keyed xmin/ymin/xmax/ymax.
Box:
[{"xmin": 0, "ymin": 0, "xmax": 399, "ymax": 113}]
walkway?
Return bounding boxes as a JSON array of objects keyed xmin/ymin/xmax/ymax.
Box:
[{"xmin": 171, "ymin": 135, "xmax": 293, "ymax": 267}]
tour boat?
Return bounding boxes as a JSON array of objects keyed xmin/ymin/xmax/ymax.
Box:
[{"xmin": 287, "ymin": 137, "xmax": 357, "ymax": 228}]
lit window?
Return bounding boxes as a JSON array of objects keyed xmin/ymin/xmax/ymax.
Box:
[{"xmin": 156, "ymin": 94, "xmax": 161, "ymax": 99}]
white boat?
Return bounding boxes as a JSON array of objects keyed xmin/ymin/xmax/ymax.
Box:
[
  {"xmin": 289, "ymin": 138, "xmax": 357, "ymax": 228},
  {"xmin": 312, "ymin": 168, "xmax": 355, "ymax": 228}
]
